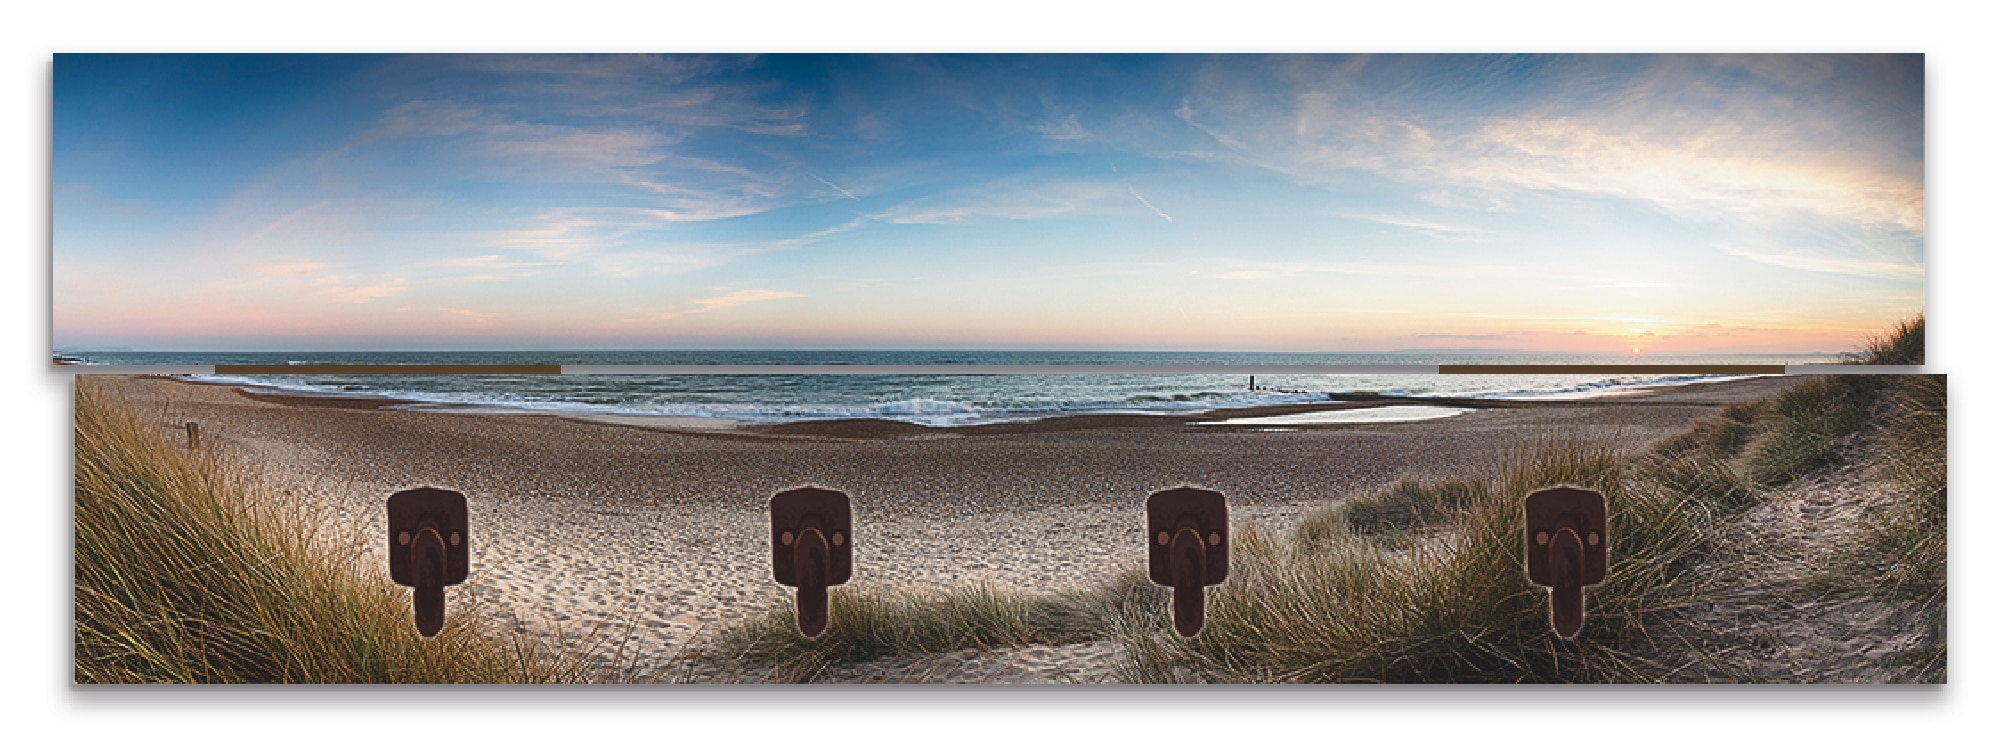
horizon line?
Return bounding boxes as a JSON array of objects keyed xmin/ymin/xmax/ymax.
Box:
[{"xmin": 54, "ymin": 346, "xmax": 1849, "ymax": 356}]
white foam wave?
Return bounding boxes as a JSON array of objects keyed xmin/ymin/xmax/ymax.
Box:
[{"xmin": 175, "ymin": 371, "xmax": 1761, "ymax": 427}]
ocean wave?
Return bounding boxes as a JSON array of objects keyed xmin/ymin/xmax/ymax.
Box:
[
  {"xmin": 1471, "ymin": 373, "xmax": 1754, "ymax": 400},
  {"xmin": 175, "ymin": 370, "xmax": 1757, "ymax": 427}
]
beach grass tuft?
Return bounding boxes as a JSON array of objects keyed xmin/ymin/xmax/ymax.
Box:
[
  {"xmin": 1830, "ymin": 371, "xmax": 1946, "ymax": 682},
  {"xmin": 1745, "ymin": 377, "xmax": 1870, "ymax": 486},
  {"xmin": 710, "ymin": 580, "xmax": 1146, "ymax": 682},
  {"xmin": 1856, "ymin": 316, "xmax": 1925, "ymax": 366},
  {"xmin": 1313, "ymin": 479, "xmax": 1488, "ymax": 539},
  {"xmin": 73, "ymin": 381, "xmax": 597, "ymax": 683},
  {"xmin": 1635, "ymin": 450, "xmax": 1755, "ymax": 509},
  {"xmin": 1744, "ymin": 317, "xmax": 1924, "ymax": 488},
  {"xmin": 1867, "ymin": 372, "xmax": 1946, "ymax": 680},
  {"xmin": 1779, "ymin": 318, "xmax": 1943, "ymax": 680},
  {"xmin": 1105, "ymin": 420, "xmax": 1782, "ymax": 683},
  {"xmin": 1113, "ymin": 315, "xmax": 1938, "ymax": 683}
]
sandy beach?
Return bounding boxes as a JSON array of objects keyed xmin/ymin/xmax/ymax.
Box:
[{"xmin": 78, "ymin": 373, "xmax": 1807, "ymax": 682}]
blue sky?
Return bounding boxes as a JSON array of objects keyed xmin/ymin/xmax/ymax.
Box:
[{"xmin": 53, "ymin": 53, "xmax": 1924, "ymax": 352}]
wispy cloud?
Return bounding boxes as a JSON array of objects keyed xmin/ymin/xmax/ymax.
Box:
[
  {"xmin": 417, "ymin": 54, "xmax": 809, "ymax": 135},
  {"xmin": 450, "ymin": 54, "xmax": 729, "ymax": 87},
  {"xmin": 316, "ymin": 99, "xmax": 487, "ymax": 164},
  {"xmin": 878, "ymin": 181, "xmax": 1113, "ymax": 225},
  {"xmin": 317, "ymin": 78, "xmax": 798, "ymax": 226},
  {"xmin": 485, "ymin": 212, "xmax": 635, "ymax": 259},
  {"xmin": 629, "ymin": 288, "xmax": 807, "ymax": 321},
  {"xmin": 1029, "ymin": 113, "xmax": 1090, "ymax": 141},
  {"xmin": 1448, "ymin": 116, "xmax": 1924, "ymax": 233},
  {"xmin": 312, "ymin": 275, "xmax": 407, "ymax": 303},
  {"xmin": 624, "ymin": 159, "xmax": 787, "ymax": 223},
  {"xmin": 438, "ymin": 254, "xmax": 555, "ymax": 271},
  {"xmin": 251, "ymin": 259, "xmax": 330, "ymax": 276},
  {"xmin": 1346, "ymin": 212, "xmax": 1478, "ymax": 235},
  {"xmin": 224, "ymin": 199, "xmax": 374, "ymax": 252},
  {"xmin": 1410, "ymin": 332, "xmax": 1505, "ymax": 341},
  {"xmin": 1128, "ymin": 187, "xmax": 1173, "ymax": 223},
  {"xmin": 1715, "ymin": 242, "xmax": 1924, "ymax": 280},
  {"xmin": 807, "ymin": 172, "xmax": 861, "ymax": 201},
  {"xmin": 433, "ymin": 254, "xmax": 557, "ymax": 283},
  {"xmin": 356, "ymin": 105, "xmax": 671, "ymax": 184},
  {"xmin": 590, "ymin": 245, "xmax": 753, "ymax": 278},
  {"xmin": 590, "ymin": 219, "xmax": 863, "ymax": 279},
  {"xmin": 1186, "ymin": 258, "xmax": 1402, "ymax": 280},
  {"xmin": 689, "ymin": 289, "xmax": 803, "ymax": 313},
  {"xmin": 476, "ymin": 126, "xmax": 666, "ymax": 172},
  {"xmin": 767, "ymin": 219, "xmax": 866, "ymax": 250},
  {"xmin": 1171, "ymin": 54, "xmax": 1925, "ymax": 279},
  {"xmin": 436, "ymin": 306, "xmax": 498, "ymax": 324},
  {"xmin": 1419, "ymin": 189, "xmax": 1513, "ymax": 212},
  {"xmin": 1175, "ymin": 99, "xmax": 1244, "ymax": 150},
  {"xmin": 883, "ymin": 202, "xmax": 1082, "ymax": 225},
  {"xmin": 642, "ymin": 202, "xmax": 771, "ymax": 223}
]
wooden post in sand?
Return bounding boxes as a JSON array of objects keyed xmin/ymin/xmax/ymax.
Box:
[{"xmin": 184, "ymin": 421, "xmax": 201, "ymax": 450}]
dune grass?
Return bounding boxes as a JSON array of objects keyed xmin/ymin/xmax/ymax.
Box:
[
  {"xmin": 1108, "ymin": 427, "xmax": 1758, "ymax": 683},
  {"xmin": 1855, "ymin": 316, "xmax": 1925, "ymax": 366},
  {"xmin": 1739, "ymin": 317, "xmax": 1921, "ymax": 488},
  {"xmin": 1842, "ymin": 372, "xmax": 1946, "ymax": 682},
  {"xmin": 710, "ymin": 577, "xmax": 1157, "ymax": 682},
  {"xmin": 1296, "ymin": 478, "xmax": 1488, "ymax": 542},
  {"xmin": 1879, "ymin": 373, "xmax": 1946, "ymax": 680},
  {"xmin": 74, "ymin": 381, "xmax": 599, "ymax": 683},
  {"xmin": 1787, "ymin": 317, "xmax": 1943, "ymax": 680},
  {"xmin": 1745, "ymin": 376, "xmax": 1871, "ymax": 486}
]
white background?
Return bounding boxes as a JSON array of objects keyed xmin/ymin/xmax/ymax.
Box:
[{"xmin": 6, "ymin": 2, "xmax": 1991, "ymax": 734}]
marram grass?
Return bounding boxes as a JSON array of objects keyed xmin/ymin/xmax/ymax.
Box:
[
  {"xmin": 710, "ymin": 579, "xmax": 1146, "ymax": 683},
  {"xmin": 1111, "ymin": 430, "xmax": 1714, "ymax": 683},
  {"xmin": 73, "ymin": 382, "xmax": 598, "ymax": 683}
]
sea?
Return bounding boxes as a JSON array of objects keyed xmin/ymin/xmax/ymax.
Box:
[{"xmin": 64, "ymin": 350, "xmax": 1836, "ymax": 428}]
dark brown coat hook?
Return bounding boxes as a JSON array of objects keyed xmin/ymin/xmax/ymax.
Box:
[
  {"xmin": 387, "ymin": 487, "xmax": 470, "ymax": 637},
  {"xmin": 1524, "ymin": 485, "xmax": 1608, "ymax": 638},
  {"xmin": 1146, "ymin": 486, "xmax": 1229, "ymax": 637},
  {"xmin": 770, "ymin": 486, "xmax": 853, "ymax": 638}
]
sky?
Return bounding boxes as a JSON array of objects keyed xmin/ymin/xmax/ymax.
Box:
[{"xmin": 52, "ymin": 53, "xmax": 1925, "ymax": 353}]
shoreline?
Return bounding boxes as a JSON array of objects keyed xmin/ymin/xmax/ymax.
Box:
[
  {"xmin": 128, "ymin": 372, "xmax": 1807, "ymax": 509},
  {"xmin": 201, "ymin": 371, "xmax": 1777, "ymax": 441}
]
